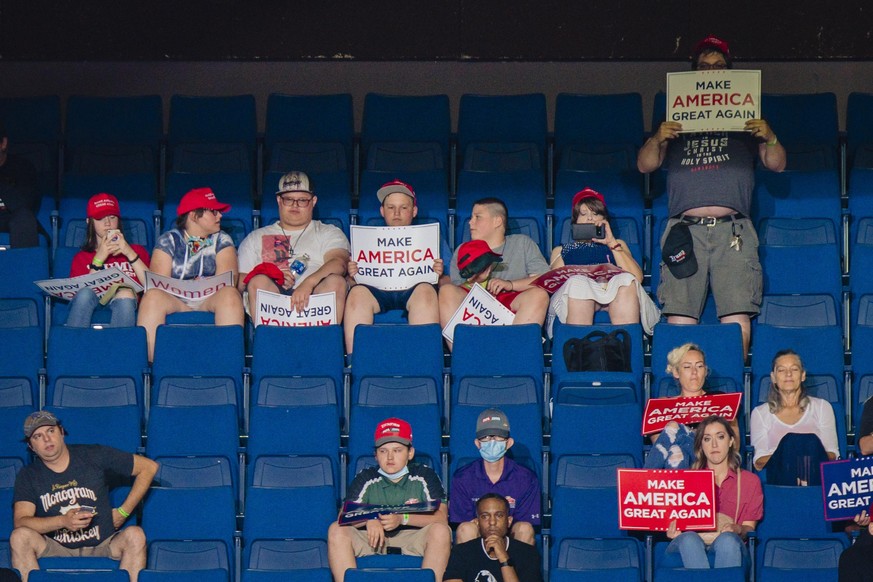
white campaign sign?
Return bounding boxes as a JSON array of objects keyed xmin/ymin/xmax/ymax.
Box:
[
  {"xmin": 666, "ymin": 69, "xmax": 761, "ymax": 132},
  {"xmin": 255, "ymin": 289, "xmax": 337, "ymax": 327},
  {"xmin": 350, "ymin": 223, "xmax": 440, "ymax": 290},
  {"xmin": 35, "ymin": 267, "xmax": 143, "ymax": 300},
  {"xmin": 442, "ymin": 283, "xmax": 515, "ymax": 342},
  {"xmin": 144, "ymin": 271, "xmax": 233, "ymax": 302}
]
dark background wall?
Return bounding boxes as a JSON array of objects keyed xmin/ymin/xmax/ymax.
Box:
[{"xmin": 2, "ymin": 0, "xmax": 871, "ymax": 61}]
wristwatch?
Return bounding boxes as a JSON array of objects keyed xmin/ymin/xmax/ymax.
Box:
[{"xmin": 499, "ymin": 558, "xmax": 513, "ymax": 568}]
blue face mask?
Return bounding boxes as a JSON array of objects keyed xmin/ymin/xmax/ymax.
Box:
[
  {"xmin": 378, "ymin": 465, "xmax": 410, "ymax": 480},
  {"xmin": 479, "ymin": 439, "xmax": 508, "ymax": 463}
]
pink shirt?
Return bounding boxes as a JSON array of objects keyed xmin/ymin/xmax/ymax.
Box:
[{"xmin": 717, "ymin": 469, "xmax": 763, "ymax": 524}]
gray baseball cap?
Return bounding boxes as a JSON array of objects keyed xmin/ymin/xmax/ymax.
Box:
[
  {"xmin": 476, "ymin": 408, "xmax": 510, "ymax": 439},
  {"xmin": 23, "ymin": 410, "xmax": 60, "ymax": 438}
]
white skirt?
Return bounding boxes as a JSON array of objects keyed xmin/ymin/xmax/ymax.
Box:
[{"xmin": 547, "ymin": 272, "xmax": 661, "ymax": 337}]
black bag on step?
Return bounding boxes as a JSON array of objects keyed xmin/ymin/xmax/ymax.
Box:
[{"xmin": 563, "ymin": 329, "xmax": 631, "ymax": 372}]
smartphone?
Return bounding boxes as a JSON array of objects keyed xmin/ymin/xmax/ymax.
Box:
[
  {"xmin": 77, "ymin": 505, "xmax": 96, "ymax": 515},
  {"xmin": 572, "ymin": 223, "xmax": 605, "ymax": 240},
  {"xmin": 105, "ymin": 229, "xmax": 121, "ymax": 242}
]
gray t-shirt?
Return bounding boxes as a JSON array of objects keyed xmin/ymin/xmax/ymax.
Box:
[
  {"xmin": 665, "ymin": 131, "xmax": 759, "ymax": 217},
  {"xmin": 450, "ymin": 234, "xmax": 549, "ymax": 284}
]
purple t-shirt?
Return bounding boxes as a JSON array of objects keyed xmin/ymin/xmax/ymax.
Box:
[
  {"xmin": 665, "ymin": 131, "xmax": 759, "ymax": 217},
  {"xmin": 449, "ymin": 457, "xmax": 542, "ymax": 525}
]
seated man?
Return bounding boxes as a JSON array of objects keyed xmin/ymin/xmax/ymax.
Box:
[
  {"xmin": 238, "ymin": 171, "xmax": 350, "ymax": 322},
  {"xmin": 439, "ymin": 197, "xmax": 549, "ymax": 348},
  {"xmin": 11, "ymin": 411, "xmax": 159, "ymax": 582},
  {"xmin": 328, "ymin": 417, "xmax": 451, "ymax": 582},
  {"xmin": 450, "ymin": 409, "xmax": 541, "ymax": 545},
  {"xmin": 344, "ymin": 179, "xmax": 444, "ymax": 353},
  {"xmin": 444, "ymin": 493, "xmax": 543, "ymax": 582}
]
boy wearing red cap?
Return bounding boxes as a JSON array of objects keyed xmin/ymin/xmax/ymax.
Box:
[
  {"xmin": 637, "ymin": 36, "xmax": 787, "ymax": 357},
  {"xmin": 137, "ymin": 187, "xmax": 244, "ymax": 361},
  {"xmin": 344, "ymin": 179, "xmax": 445, "ymax": 353},
  {"xmin": 66, "ymin": 193, "xmax": 151, "ymax": 327},
  {"xmin": 439, "ymin": 198, "xmax": 550, "ymax": 347},
  {"xmin": 328, "ymin": 417, "xmax": 450, "ymax": 582}
]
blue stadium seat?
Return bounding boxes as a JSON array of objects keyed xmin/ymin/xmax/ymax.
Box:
[
  {"xmin": 141, "ymin": 486, "xmax": 237, "ymax": 574},
  {"xmin": 345, "ymin": 569, "xmax": 434, "ymax": 581},
  {"xmin": 755, "ymin": 484, "xmax": 848, "ymax": 582},
  {"xmin": 550, "ymin": 401, "xmax": 643, "ymax": 469},
  {"xmin": 551, "ymin": 321, "xmax": 645, "ymax": 404},
  {"xmin": 650, "ymin": 322, "xmax": 744, "ymax": 398},
  {"xmin": 456, "ymin": 94, "xmax": 548, "ymax": 249},
  {"xmin": 753, "ymin": 169, "xmax": 841, "ymax": 226},
  {"xmin": 64, "ymin": 95, "xmax": 162, "ymax": 176},
  {"xmin": 29, "ymin": 571, "xmax": 130, "ymax": 582},
  {"xmin": 263, "ymin": 93, "xmax": 354, "ymax": 231},
  {"xmin": 153, "ymin": 456, "xmax": 234, "ymax": 489},
  {"xmin": 449, "ymin": 325, "xmax": 544, "ymax": 480},
  {"xmin": 242, "ymin": 456, "xmax": 337, "ymax": 575},
  {"xmin": 851, "ymin": 294, "xmax": 873, "ymax": 429},
  {"xmin": 551, "ymin": 538, "xmax": 644, "ymax": 582},
  {"xmin": 139, "ymin": 570, "xmax": 229, "ymax": 582},
  {"xmin": 0, "ymin": 246, "xmax": 50, "ymax": 329},
  {"xmin": 758, "ymin": 217, "xmax": 841, "ymax": 301},
  {"xmin": 249, "ymin": 325, "xmax": 343, "ymax": 480},
  {"xmin": 761, "ymin": 93, "xmax": 839, "ymax": 172},
  {"xmin": 0, "ymin": 457, "xmax": 23, "ymax": 543}
]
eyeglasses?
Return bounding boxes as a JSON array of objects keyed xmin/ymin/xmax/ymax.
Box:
[
  {"xmin": 279, "ymin": 196, "xmax": 313, "ymax": 208},
  {"xmin": 697, "ymin": 62, "xmax": 727, "ymax": 70},
  {"xmin": 478, "ymin": 436, "xmax": 507, "ymax": 442}
]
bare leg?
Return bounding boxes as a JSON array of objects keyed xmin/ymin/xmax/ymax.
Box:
[
  {"xmin": 510, "ymin": 520, "xmax": 536, "ymax": 545},
  {"xmin": 454, "ymin": 520, "xmax": 480, "ymax": 544},
  {"xmin": 719, "ymin": 313, "xmax": 751, "ymax": 361},
  {"xmin": 343, "ymin": 285, "xmax": 379, "ymax": 354},
  {"xmin": 406, "ymin": 284, "xmax": 440, "ymax": 326},
  {"xmin": 510, "ymin": 288, "xmax": 549, "ymax": 326},
  {"xmin": 9, "ymin": 527, "xmax": 47, "ymax": 582},
  {"xmin": 202, "ymin": 286, "xmax": 245, "ymax": 326},
  {"xmin": 136, "ymin": 289, "xmax": 189, "ymax": 362},
  {"xmin": 244, "ymin": 274, "xmax": 281, "ymax": 319},
  {"xmin": 565, "ymin": 297, "xmax": 596, "ymax": 326},
  {"xmin": 110, "ymin": 526, "xmax": 147, "ymax": 582},
  {"xmin": 606, "ymin": 284, "xmax": 640, "ymax": 325},
  {"xmin": 420, "ymin": 523, "xmax": 452, "ymax": 582},
  {"xmin": 327, "ymin": 522, "xmax": 358, "ymax": 582},
  {"xmin": 313, "ymin": 273, "xmax": 348, "ymax": 323},
  {"xmin": 439, "ymin": 285, "xmax": 469, "ymax": 351}
]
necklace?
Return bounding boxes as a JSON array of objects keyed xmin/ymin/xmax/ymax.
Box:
[{"xmin": 279, "ymin": 221, "xmax": 311, "ymax": 259}]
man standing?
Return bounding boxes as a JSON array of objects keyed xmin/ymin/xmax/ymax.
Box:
[
  {"xmin": 443, "ymin": 493, "xmax": 543, "ymax": 582},
  {"xmin": 328, "ymin": 417, "xmax": 451, "ymax": 582},
  {"xmin": 0, "ymin": 119, "xmax": 41, "ymax": 247},
  {"xmin": 449, "ymin": 409, "xmax": 541, "ymax": 545},
  {"xmin": 439, "ymin": 198, "xmax": 549, "ymax": 346},
  {"xmin": 344, "ymin": 179, "xmax": 444, "ymax": 353},
  {"xmin": 238, "ymin": 171, "xmax": 350, "ymax": 321},
  {"xmin": 637, "ymin": 36, "xmax": 786, "ymax": 357},
  {"xmin": 10, "ymin": 411, "xmax": 159, "ymax": 582}
]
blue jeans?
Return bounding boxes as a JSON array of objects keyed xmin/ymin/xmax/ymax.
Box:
[
  {"xmin": 66, "ymin": 289, "xmax": 137, "ymax": 327},
  {"xmin": 666, "ymin": 531, "xmax": 747, "ymax": 569}
]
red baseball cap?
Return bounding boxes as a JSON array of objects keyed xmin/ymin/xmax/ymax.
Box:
[
  {"xmin": 176, "ymin": 187, "xmax": 232, "ymax": 217},
  {"xmin": 376, "ymin": 179, "xmax": 417, "ymax": 206},
  {"xmin": 374, "ymin": 418, "xmax": 413, "ymax": 447},
  {"xmin": 571, "ymin": 188, "xmax": 606, "ymax": 210},
  {"xmin": 87, "ymin": 193, "xmax": 121, "ymax": 220},
  {"xmin": 693, "ymin": 36, "xmax": 731, "ymax": 60},
  {"xmin": 457, "ymin": 239, "xmax": 503, "ymax": 279}
]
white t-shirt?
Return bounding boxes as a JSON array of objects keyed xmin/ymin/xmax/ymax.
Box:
[
  {"xmin": 238, "ymin": 220, "xmax": 349, "ymax": 289},
  {"xmin": 750, "ymin": 396, "xmax": 840, "ymax": 462}
]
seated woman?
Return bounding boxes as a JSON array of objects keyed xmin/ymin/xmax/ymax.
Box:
[
  {"xmin": 137, "ymin": 187, "xmax": 244, "ymax": 361},
  {"xmin": 645, "ymin": 343, "xmax": 739, "ymax": 469},
  {"xmin": 546, "ymin": 188, "xmax": 658, "ymax": 337},
  {"xmin": 67, "ymin": 193, "xmax": 150, "ymax": 327},
  {"xmin": 664, "ymin": 415, "xmax": 763, "ymax": 570},
  {"xmin": 750, "ymin": 349, "xmax": 839, "ymax": 485}
]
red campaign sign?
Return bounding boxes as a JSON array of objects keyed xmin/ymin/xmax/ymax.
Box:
[
  {"xmin": 618, "ymin": 469, "xmax": 717, "ymax": 531},
  {"xmin": 531, "ymin": 264, "xmax": 625, "ymax": 293},
  {"xmin": 641, "ymin": 392, "xmax": 742, "ymax": 435}
]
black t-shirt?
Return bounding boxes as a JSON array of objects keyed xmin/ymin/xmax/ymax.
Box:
[
  {"xmin": 13, "ymin": 444, "xmax": 133, "ymax": 548},
  {"xmin": 0, "ymin": 154, "xmax": 39, "ymax": 213},
  {"xmin": 443, "ymin": 537, "xmax": 543, "ymax": 582}
]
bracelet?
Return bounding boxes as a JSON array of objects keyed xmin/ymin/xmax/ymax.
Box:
[
  {"xmin": 116, "ymin": 506, "xmax": 130, "ymax": 518},
  {"xmin": 766, "ymin": 136, "xmax": 779, "ymax": 146},
  {"xmin": 499, "ymin": 559, "xmax": 511, "ymax": 568},
  {"xmin": 509, "ymin": 281, "xmax": 514, "ymax": 291},
  {"xmin": 90, "ymin": 262, "xmax": 105, "ymax": 271},
  {"xmin": 128, "ymin": 254, "xmax": 140, "ymax": 265},
  {"xmin": 92, "ymin": 258, "xmax": 105, "ymax": 267},
  {"xmin": 402, "ymin": 513, "xmax": 410, "ymax": 526},
  {"xmin": 610, "ymin": 242, "xmax": 622, "ymax": 250}
]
